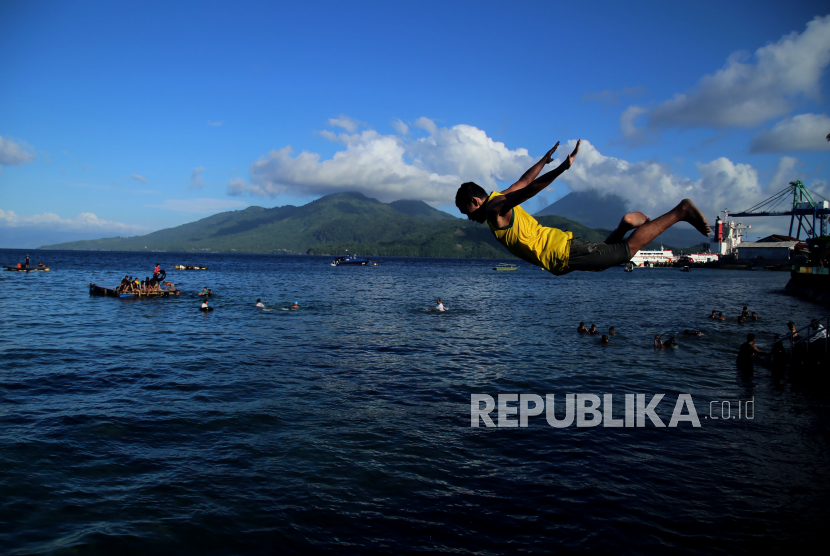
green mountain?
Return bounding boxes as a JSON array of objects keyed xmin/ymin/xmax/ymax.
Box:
[{"xmin": 39, "ymin": 191, "xmax": 664, "ymax": 257}]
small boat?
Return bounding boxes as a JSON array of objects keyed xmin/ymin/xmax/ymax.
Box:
[
  {"xmin": 4, "ymin": 265, "xmax": 50, "ymax": 272},
  {"xmin": 331, "ymin": 254, "xmax": 369, "ymax": 266},
  {"xmin": 173, "ymin": 264, "xmax": 207, "ymax": 270},
  {"xmin": 680, "ymin": 266, "xmax": 691, "ymax": 272},
  {"xmin": 493, "ymin": 263, "xmax": 519, "ymax": 271},
  {"xmin": 624, "ymin": 262, "xmax": 634, "ymax": 272},
  {"xmin": 89, "ymin": 283, "xmax": 175, "ymax": 298}
]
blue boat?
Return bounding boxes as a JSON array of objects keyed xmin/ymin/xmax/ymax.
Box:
[{"xmin": 331, "ymin": 254, "xmax": 370, "ymax": 266}]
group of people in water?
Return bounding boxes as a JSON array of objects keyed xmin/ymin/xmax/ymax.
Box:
[
  {"xmin": 739, "ymin": 318, "xmax": 829, "ymax": 373},
  {"xmin": 116, "ymin": 264, "xmax": 178, "ymax": 294},
  {"xmin": 577, "ymin": 322, "xmax": 615, "ymax": 345},
  {"xmin": 704, "ymin": 305, "xmax": 828, "ymax": 374},
  {"xmin": 255, "ymin": 298, "xmax": 299, "ymax": 310},
  {"xmin": 708, "ymin": 306, "xmax": 760, "ymax": 324}
]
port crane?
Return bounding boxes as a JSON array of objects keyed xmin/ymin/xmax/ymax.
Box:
[{"xmin": 729, "ymin": 181, "xmax": 830, "ymax": 239}]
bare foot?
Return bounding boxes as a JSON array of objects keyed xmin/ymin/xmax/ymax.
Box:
[
  {"xmin": 679, "ymin": 199, "xmax": 711, "ymax": 236},
  {"xmin": 620, "ymin": 212, "xmax": 649, "ymax": 231}
]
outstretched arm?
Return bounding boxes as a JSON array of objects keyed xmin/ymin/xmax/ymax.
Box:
[
  {"xmin": 496, "ymin": 140, "xmax": 581, "ymax": 217},
  {"xmin": 505, "ymin": 142, "xmax": 559, "ymax": 193}
]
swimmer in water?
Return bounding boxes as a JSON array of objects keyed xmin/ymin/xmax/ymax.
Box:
[
  {"xmin": 736, "ymin": 333, "xmax": 767, "ymax": 372},
  {"xmin": 256, "ymin": 298, "xmax": 265, "ymax": 308},
  {"xmin": 709, "ymin": 310, "xmax": 718, "ymax": 319},
  {"xmin": 201, "ymin": 299, "xmax": 209, "ymax": 309},
  {"xmin": 751, "ymin": 311, "xmax": 759, "ymax": 321},
  {"xmin": 741, "ymin": 306, "xmax": 750, "ymax": 318},
  {"xmin": 291, "ymin": 301, "xmax": 299, "ymax": 309},
  {"xmin": 199, "ymin": 287, "xmax": 209, "ymax": 296},
  {"xmin": 601, "ymin": 334, "xmax": 610, "ymax": 345},
  {"xmin": 588, "ymin": 324, "xmax": 598, "ymax": 335},
  {"xmin": 577, "ymin": 322, "xmax": 588, "ymax": 333},
  {"xmin": 608, "ymin": 326, "xmax": 616, "ymax": 335},
  {"xmin": 718, "ymin": 312, "xmax": 726, "ymax": 321},
  {"xmin": 428, "ymin": 298, "xmax": 447, "ymax": 312},
  {"xmin": 654, "ymin": 335, "xmax": 664, "ymax": 348}
]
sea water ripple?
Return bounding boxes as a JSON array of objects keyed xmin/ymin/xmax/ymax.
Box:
[{"xmin": 1, "ymin": 249, "xmax": 829, "ymax": 554}]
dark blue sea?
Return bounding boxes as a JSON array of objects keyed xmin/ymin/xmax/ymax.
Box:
[{"xmin": 1, "ymin": 248, "xmax": 829, "ymax": 555}]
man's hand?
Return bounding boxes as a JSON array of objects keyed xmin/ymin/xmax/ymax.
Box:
[
  {"xmin": 561, "ymin": 139, "xmax": 581, "ymax": 170},
  {"xmin": 543, "ymin": 141, "xmax": 560, "ymax": 164}
]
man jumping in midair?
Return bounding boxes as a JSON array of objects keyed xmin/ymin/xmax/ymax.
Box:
[{"xmin": 455, "ymin": 140, "xmax": 711, "ymax": 275}]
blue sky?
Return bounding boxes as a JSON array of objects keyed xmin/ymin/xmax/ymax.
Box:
[{"xmin": 1, "ymin": 0, "xmax": 829, "ymax": 247}]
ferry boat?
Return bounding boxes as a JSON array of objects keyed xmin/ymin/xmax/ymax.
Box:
[
  {"xmin": 493, "ymin": 263, "xmax": 519, "ymax": 271},
  {"xmin": 331, "ymin": 254, "xmax": 370, "ymax": 266},
  {"xmin": 629, "ymin": 248, "xmax": 674, "ymax": 267}
]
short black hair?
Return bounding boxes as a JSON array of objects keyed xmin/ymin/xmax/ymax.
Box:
[
  {"xmin": 747, "ymin": 333, "xmax": 756, "ymax": 342},
  {"xmin": 455, "ymin": 182, "xmax": 487, "ymax": 207}
]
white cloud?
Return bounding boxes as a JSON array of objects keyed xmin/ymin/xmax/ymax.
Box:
[
  {"xmin": 227, "ymin": 119, "xmax": 535, "ymax": 204},
  {"xmin": 0, "ymin": 135, "xmax": 37, "ymax": 166},
  {"xmin": 559, "ymin": 139, "xmax": 793, "ymax": 224},
  {"xmin": 750, "ymin": 113, "xmax": 830, "ymax": 152},
  {"xmin": 391, "ymin": 119, "xmax": 409, "ymax": 135},
  {"xmin": 623, "ymin": 15, "xmax": 830, "ymax": 138},
  {"xmin": 146, "ymin": 198, "xmax": 247, "ymax": 213},
  {"xmin": 328, "ymin": 115, "xmax": 362, "ymax": 132},
  {"xmin": 768, "ymin": 157, "xmax": 803, "ymax": 191},
  {"xmin": 619, "ymin": 106, "xmax": 650, "ymax": 145},
  {"xmin": 0, "ymin": 208, "xmax": 149, "ymax": 234},
  {"xmin": 208, "ymin": 120, "xmax": 223, "ymax": 127},
  {"xmin": 131, "ymin": 173, "xmax": 148, "ymax": 183},
  {"xmin": 188, "ymin": 166, "xmax": 208, "ymax": 190}
]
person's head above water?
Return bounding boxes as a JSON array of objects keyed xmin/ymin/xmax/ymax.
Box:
[
  {"xmin": 609, "ymin": 326, "xmax": 615, "ymax": 334},
  {"xmin": 601, "ymin": 334, "xmax": 609, "ymax": 344},
  {"xmin": 256, "ymin": 299, "xmax": 261, "ymax": 303},
  {"xmin": 455, "ymin": 182, "xmax": 489, "ymax": 223},
  {"xmin": 746, "ymin": 332, "xmax": 756, "ymax": 343}
]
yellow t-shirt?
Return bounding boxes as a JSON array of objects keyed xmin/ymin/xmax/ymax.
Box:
[{"xmin": 486, "ymin": 190, "xmax": 573, "ymax": 275}]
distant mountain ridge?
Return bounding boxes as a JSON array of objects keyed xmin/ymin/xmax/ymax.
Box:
[{"xmin": 40, "ymin": 191, "xmax": 690, "ymax": 256}]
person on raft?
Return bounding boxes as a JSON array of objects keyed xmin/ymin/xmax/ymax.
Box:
[{"xmin": 455, "ymin": 139, "xmax": 711, "ymax": 275}]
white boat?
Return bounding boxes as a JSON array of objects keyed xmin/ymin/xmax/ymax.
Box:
[{"xmin": 630, "ymin": 248, "xmax": 674, "ymax": 266}]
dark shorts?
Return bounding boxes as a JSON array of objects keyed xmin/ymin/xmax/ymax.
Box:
[{"xmin": 567, "ymin": 239, "xmax": 631, "ymax": 272}]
